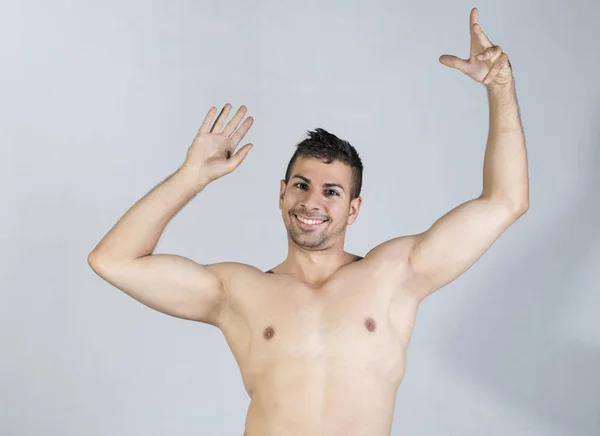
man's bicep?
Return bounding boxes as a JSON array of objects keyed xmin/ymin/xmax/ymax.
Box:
[
  {"xmin": 406, "ymin": 196, "xmax": 522, "ymax": 299},
  {"xmin": 88, "ymin": 253, "xmax": 233, "ymax": 326}
]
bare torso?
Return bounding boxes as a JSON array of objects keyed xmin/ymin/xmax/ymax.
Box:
[{"xmin": 215, "ymin": 253, "xmax": 421, "ymax": 436}]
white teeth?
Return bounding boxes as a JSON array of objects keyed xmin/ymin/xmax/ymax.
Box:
[{"xmin": 296, "ymin": 215, "xmax": 324, "ymax": 225}]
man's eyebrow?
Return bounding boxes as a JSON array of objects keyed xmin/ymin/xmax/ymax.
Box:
[{"xmin": 291, "ymin": 174, "xmax": 346, "ymax": 192}]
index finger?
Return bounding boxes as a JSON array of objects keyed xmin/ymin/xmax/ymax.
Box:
[{"xmin": 470, "ymin": 7, "xmax": 479, "ymax": 30}]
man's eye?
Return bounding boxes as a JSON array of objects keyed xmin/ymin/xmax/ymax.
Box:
[{"xmin": 294, "ymin": 183, "xmax": 338, "ymax": 196}]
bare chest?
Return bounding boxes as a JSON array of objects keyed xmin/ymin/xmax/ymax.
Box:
[{"xmin": 219, "ymin": 273, "xmax": 418, "ymax": 392}]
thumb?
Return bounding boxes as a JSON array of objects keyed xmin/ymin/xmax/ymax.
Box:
[
  {"xmin": 439, "ymin": 55, "xmax": 468, "ymax": 72},
  {"xmin": 227, "ymin": 143, "xmax": 253, "ymax": 172}
]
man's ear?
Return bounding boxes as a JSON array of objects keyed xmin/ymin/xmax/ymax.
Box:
[
  {"xmin": 347, "ymin": 196, "xmax": 363, "ymax": 225},
  {"xmin": 279, "ymin": 179, "xmax": 287, "ymax": 209}
]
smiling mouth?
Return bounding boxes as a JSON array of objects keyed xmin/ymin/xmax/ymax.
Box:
[{"xmin": 294, "ymin": 214, "xmax": 328, "ymax": 227}]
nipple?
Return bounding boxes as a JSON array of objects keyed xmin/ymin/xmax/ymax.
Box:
[
  {"xmin": 364, "ymin": 317, "xmax": 377, "ymax": 332},
  {"xmin": 263, "ymin": 326, "xmax": 275, "ymax": 340}
]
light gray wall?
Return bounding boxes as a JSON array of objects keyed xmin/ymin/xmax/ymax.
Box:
[{"xmin": 2, "ymin": 0, "xmax": 599, "ymax": 435}]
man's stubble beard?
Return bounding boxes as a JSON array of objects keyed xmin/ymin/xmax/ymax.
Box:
[{"xmin": 286, "ymin": 218, "xmax": 347, "ymax": 250}]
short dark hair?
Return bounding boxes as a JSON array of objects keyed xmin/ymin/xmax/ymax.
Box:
[{"xmin": 284, "ymin": 128, "xmax": 363, "ymax": 199}]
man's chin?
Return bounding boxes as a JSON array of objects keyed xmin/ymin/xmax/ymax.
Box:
[{"xmin": 289, "ymin": 231, "xmax": 326, "ymax": 247}]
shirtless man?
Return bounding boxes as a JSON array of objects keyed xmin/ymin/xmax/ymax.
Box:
[{"xmin": 87, "ymin": 9, "xmax": 529, "ymax": 436}]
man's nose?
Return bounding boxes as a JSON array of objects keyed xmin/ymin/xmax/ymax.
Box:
[{"xmin": 301, "ymin": 189, "xmax": 323, "ymax": 211}]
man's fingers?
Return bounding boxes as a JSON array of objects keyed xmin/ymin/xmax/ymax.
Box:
[
  {"xmin": 199, "ymin": 106, "xmax": 217, "ymax": 133},
  {"xmin": 211, "ymin": 104, "xmax": 233, "ymax": 133},
  {"xmin": 472, "ymin": 23, "xmax": 493, "ymax": 48},
  {"xmin": 476, "ymin": 46, "xmax": 502, "ymax": 61},
  {"xmin": 439, "ymin": 55, "xmax": 468, "ymax": 72},
  {"xmin": 227, "ymin": 143, "xmax": 253, "ymax": 172},
  {"xmin": 230, "ymin": 116, "xmax": 254, "ymax": 145},
  {"xmin": 482, "ymin": 54, "xmax": 508, "ymax": 85},
  {"xmin": 222, "ymin": 105, "xmax": 248, "ymax": 137},
  {"xmin": 470, "ymin": 8, "xmax": 478, "ymax": 30}
]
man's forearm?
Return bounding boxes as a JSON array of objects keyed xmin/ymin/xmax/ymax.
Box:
[
  {"xmin": 88, "ymin": 166, "xmax": 209, "ymax": 262},
  {"xmin": 481, "ymin": 82, "xmax": 530, "ymax": 211}
]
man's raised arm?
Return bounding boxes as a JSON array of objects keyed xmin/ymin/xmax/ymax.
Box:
[
  {"xmin": 367, "ymin": 8, "xmax": 529, "ymax": 301},
  {"xmin": 87, "ymin": 104, "xmax": 254, "ymax": 325}
]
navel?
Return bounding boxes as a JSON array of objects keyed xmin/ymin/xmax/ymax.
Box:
[
  {"xmin": 364, "ymin": 317, "xmax": 377, "ymax": 332},
  {"xmin": 263, "ymin": 326, "xmax": 275, "ymax": 340}
]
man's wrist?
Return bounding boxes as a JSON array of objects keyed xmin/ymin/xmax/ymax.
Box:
[
  {"xmin": 487, "ymin": 80, "xmax": 516, "ymax": 97},
  {"xmin": 176, "ymin": 164, "xmax": 211, "ymax": 192}
]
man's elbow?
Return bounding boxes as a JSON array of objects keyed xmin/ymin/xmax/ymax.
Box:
[
  {"xmin": 87, "ymin": 251, "xmax": 107, "ymax": 274},
  {"xmin": 87, "ymin": 250, "xmax": 117, "ymax": 273},
  {"xmin": 519, "ymin": 199, "xmax": 530, "ymax": 214},
  {"xmin": 505, "ymin": 198, "xmax": 529, "ymax": 218},
  {"xmin": 513, "ymin": 193, "xmax": 530, "ymax": 216},
  {"xmin": 481, "ymin": 192, "xmax": 529, "ymax": 216},
  {"xmin": 503, "ymin": 185, "xmax": 530, "ymax": 216}
]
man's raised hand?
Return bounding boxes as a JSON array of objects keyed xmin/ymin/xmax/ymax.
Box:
[
  {"xmin": 439, "ymin": 8, "xmax": 514, "ymax": 88},
  {"xmin": 182, "ymin": 104, "xmax": 254, "ymax": 184}
]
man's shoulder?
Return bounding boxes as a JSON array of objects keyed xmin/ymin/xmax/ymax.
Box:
[
  {"xmin": 207, "ymin": 261, "xmax": 270, "ymax": 291},
  {"xmin": 209, "ymin": 261, "xmax": 264, "ymax": 278},
  {"xmin": 364, "ymin": 234, "xmax": 418, "ymax": 264}
]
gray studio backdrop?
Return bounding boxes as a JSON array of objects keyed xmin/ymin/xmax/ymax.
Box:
[{"xmin": 2, "ymin": 0, "xmax": 599, "ymax": 435}]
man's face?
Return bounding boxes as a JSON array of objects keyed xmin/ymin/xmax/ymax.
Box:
[{"xmin": 279, "ymin": 157, "xmax": 362, "ymax": 250}]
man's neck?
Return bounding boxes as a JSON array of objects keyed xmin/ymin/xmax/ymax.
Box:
[{"xmin": 272, "ymin": 251, "xmax": 362, "ymax": 287}]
